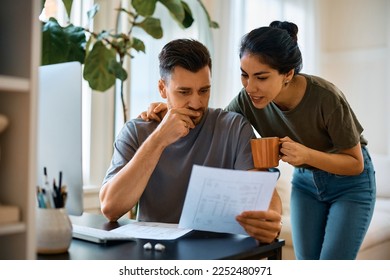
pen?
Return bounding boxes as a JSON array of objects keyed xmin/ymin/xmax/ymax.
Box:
[
  {"xmin": 52, "ymin": 179, "xmax": 59, "ymax": 208},
  {"xmin": 57, "ymin": 171, "xmax": 65, "ymax": 208},
  {"xmin": 55, "ymin": 178, "xmax": 64, "ymax": 208},
  {"xmin": 58, "ymin": 171, "xmax": 62, "ymax": 192},
  {"xmin": 61, "ymin": 185, "xmax": 67, "ymax": 208},
  {"xmin": 36, "ymin": 186, "xmax": 46, "ymax": 208},
  {"xmin": 43, "ymin": 167, "xmax": 54, "ymax": 208},
  {"xmin": 43, "ymin": 167, "xmax": 49, "ymax": 186},
  {"xmin": 41, "ymin": 188, "xmax": 50, "ymax": 208}
]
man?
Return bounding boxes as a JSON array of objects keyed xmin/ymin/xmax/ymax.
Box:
[{"xmin": 100, "ymin": 39, "xmax": 282, "ymax": 243}]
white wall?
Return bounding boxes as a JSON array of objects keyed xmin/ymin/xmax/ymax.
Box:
[{"xmin": 316, "ymin": 0, "xmax": 390, "ymax": 156}]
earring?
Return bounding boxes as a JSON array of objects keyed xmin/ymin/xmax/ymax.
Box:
[{"xmin": 284, "ymin": 80, "xmax": 290, "ymax": 86}]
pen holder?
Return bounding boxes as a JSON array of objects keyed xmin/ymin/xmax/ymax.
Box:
[{"xmin": 36, "ymin": 208, "xmax": 72, "ymax": 254}]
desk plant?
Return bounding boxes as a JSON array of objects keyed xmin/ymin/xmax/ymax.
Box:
[{"xmin": 41, "ymin": 0, "xmax": 218, "ymax": 122}]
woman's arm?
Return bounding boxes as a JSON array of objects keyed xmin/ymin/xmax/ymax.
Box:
[
  {"xmin": 280, "ymin": 137, "xmax": 364, "ymax": 175},
  {"xmin": 138, "ymin": 102, "xmax": 167, "ymax": 122}
]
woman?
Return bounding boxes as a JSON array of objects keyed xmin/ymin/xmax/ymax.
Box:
[{"xmin": 141, "ymin": 21, "xmax": 376, "ymax": 260}]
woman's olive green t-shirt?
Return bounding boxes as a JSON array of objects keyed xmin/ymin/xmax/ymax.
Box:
[{"xmin": 225, "ymin": 74, "xmax": 367, "ymax": 156}]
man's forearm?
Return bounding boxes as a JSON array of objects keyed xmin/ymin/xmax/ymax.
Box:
[
  {"xmin": 269, "ymin": 189, "xmax": 282, "ymax": 214},
  {"xmin": 100, "ymin": 132, "xmax": 167, "ymax": 221}
]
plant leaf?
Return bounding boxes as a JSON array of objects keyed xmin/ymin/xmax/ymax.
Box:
[
  {"xmin": 109, "ymin": 33, "xmax": 132, "ymax": 58},
  {"xmin": 83, "ymin": 41, "xmax": 117, "ymax": 91},
  {"xmin": 196, "ymin": 0, "xmax": 219, "ymax": 28},
  {"xmin": 85, "ymin": 36, "xmax": 93, "ymax": 56},
  {"xmin": 109, "ymin": 60, "xmax": 128, "ymax": 81},
  {"xmin": 131, "ymin": 37, "xmax": 146, "ymax": 53},
  {"xmin": 61, "ymin": 0, "xmax": 73, "ymax": 19},
  {"xmin": 209, "ymin": 21, "xmax": 219, "ymax": 28},
  {"xmin": 136, "ymin": 17, "xmax": 163, "ymax": 39},
  {"xmin": 159, "ymin": 0, "xmax": 185, "ymax": 22},
  {"xmin": 41, "ymin": 18, "xmax": 86, "ymax": 65},
  {"xmin": 132, "ymin": 0, "xmax": 157, "ymax": 16},
  {"xmin": 87, "ymin": 3, "xmax": 100, "ymax": 20},
  {"xmin": 180, "ymin": 1, "xmax": 194, "ymax": 28}
]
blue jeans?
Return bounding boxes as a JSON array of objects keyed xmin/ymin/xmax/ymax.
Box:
[{"xmin": 290, "ymin": 146, "xmax": 376, "ymax": 260}]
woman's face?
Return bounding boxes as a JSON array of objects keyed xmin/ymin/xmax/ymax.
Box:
[{"xmin": 240, "ymin": 53, "xmax": 286, "ymax": 109}]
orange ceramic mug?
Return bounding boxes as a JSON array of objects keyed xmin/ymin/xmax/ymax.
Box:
[{"xmin": 250, "ymin": 137, "xmax": 280, "ymax": 169}]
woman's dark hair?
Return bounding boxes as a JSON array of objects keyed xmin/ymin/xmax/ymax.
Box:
[
  {"xmin": 159, "ymin": 39, "xmax": 212, "ymax": 81},
  {"xmin": 239, "ymin": 21, "xmax": 302, "ymax": 74}
]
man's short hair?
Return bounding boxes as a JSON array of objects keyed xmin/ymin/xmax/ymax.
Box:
[{"xmin": 158, "ymin": 39, "xmax": 212, "ymax": 81}]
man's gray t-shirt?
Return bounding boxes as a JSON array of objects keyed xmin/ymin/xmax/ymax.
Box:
[{"xmin": 103, "ymin": 108, "xmax": 255, "ymax": 223}]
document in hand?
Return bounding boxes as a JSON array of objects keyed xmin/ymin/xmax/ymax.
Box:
[{"xmin": 179, "ymin": 165, "xmax": 279, "ymax": 236}]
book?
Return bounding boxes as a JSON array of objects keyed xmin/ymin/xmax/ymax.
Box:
[{"xmin": 0, "ymin": 205, "xmax": 20, "ymax": 225}]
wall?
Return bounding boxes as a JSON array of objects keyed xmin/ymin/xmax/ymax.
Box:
[{"xmin": 316, "ymin": 0, "xmax": 390, "ymax": 157}]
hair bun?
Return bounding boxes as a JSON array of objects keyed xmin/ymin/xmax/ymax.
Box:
[{"xmin": 269, "ymin": 20, "xmax": 298, "ymax": 42}]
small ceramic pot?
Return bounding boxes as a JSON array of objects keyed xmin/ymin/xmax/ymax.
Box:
[{"xmin": 36, "ymin": 208, "xmax": 72, "ymax": 254}]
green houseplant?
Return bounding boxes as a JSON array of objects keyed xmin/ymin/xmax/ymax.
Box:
[{"xmin": 41, "ymin": 0, "xmax": 218, "ymax": 122}]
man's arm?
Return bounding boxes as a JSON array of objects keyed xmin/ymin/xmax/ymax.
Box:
[
  {"xmin": 100, "ymin": 130, "xmax": 169, "ymax": 222},
  {"xmin": 268, "ymin": 185, "xmax": 282, "ymax": 214},
  {"xmin": 236, "ymin": 189, "xmax": 283, "ymax": 243},
  {"xmin": 100, "ymin": 108, "xmax": 198, "ymax": 221}
]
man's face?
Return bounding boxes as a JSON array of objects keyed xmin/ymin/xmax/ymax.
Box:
[{"xmin": 159, "ymin": 66, "xmax": 211, "ymax": 125}]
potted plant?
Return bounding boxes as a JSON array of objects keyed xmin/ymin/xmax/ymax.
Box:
[{"xmin": 41, "ymin": 0, "xmax": 218, "ymax": 122}]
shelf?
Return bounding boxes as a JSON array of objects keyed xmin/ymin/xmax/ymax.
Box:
[
  {"xmin": 0, "ymin": 75, "xmax": 30, "ymax": 92},
  {"xmin": 0, "ymin": 0, "xmax": 40, "ymax": 259},
  {"xmin": 0, "ymin": 222, "xmax": 26, "ymax": 236}
]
